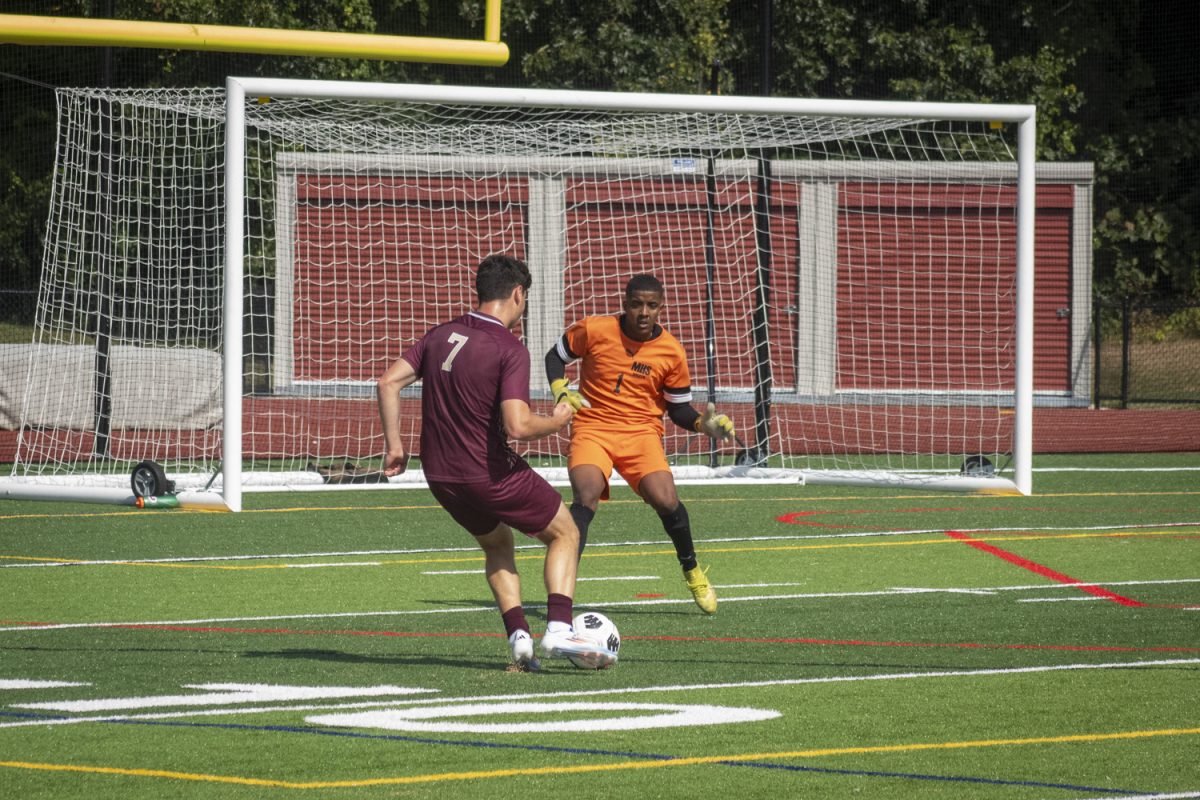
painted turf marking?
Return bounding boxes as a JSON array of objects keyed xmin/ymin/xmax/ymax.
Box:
[
  {"xmin": 307, "ymin": 702, "xmax": 780, "ymax": 733},
  {"xmin": 4, "ymin": 521, "xmax": 1198, "ymax": 570},
  {"xmin": 0, "ymin": 679, "xmax": 89, "ymax": 690},
  {"xmin": 1, "ymin": 725, "xmax": 1197, "ymax": 789},
  {"xmin": 47, "ymin": 718, "xmax": 1144, "ymax": 796},
  {"xmin": 1064, "ymin": 793, "xmax": 1200, "ymax": 800},
  {"xmin": 946, "ymin": 530, "xmax": 1145, "ymax": 606},
  {"xmin": 15, "ymin": 683, "xmax": 437, "ymax": 713},
  {"xmin": 4, "ymin": 577, "xmax": 1199, "ymax": 633},
  {"xmin": 1019, "ymin": 596, "xmax": 1111, "ymax": 603},
  {"xmin": 2, "ymin": 657, "xmax": 1197, "ymax": 730},
  {"xmin": 420, "ymin": 570, "xmax": 661, "ymax": 582}
]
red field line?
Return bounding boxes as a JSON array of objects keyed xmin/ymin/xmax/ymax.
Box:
[{"xmin": 944, "ymin": 530, "xmax": 1147, "ymax": 607}]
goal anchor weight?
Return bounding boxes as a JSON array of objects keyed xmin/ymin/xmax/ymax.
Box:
[
  {"xmin": 135, "ymin": 494, "xmax": 181, "ymax": 509},
  {"xmin": 131, "ymin": 459, "xmax": 176, "ymax": 501},
  {"xmin": 960, "ymin": 455, "xmax": 995, "ymax": 478},
  {"xmin": 733, "ymin": 434, "xmax": 768, "ymax": 468}
]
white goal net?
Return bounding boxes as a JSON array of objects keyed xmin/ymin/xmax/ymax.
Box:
[{"xmin": 3, "ymin": 80, "xmax": 1035, "ymax": 510}]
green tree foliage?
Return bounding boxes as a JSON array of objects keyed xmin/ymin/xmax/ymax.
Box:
[{"xmin": 0, "ymin": 0, "xmax": 1196, "ymax": 301}]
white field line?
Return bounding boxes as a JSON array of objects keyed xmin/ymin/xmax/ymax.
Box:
[
  {"xmin": 420, "ymin": 570, "xmax": 661, "ymax": 582},
  {"xmin": 1, "ymin": 657, "xmax": 1197, "ymax": 730},
  {"xmin": 1033, "ymin": 466, "xmax": 1200, "ymax": 472},
  {"xmin": 0, "ymin": 680, "xmax": 89, "ymax": 690},
  {"xmin": 3, "ymin": 577, "xmax": 1198, "ymax": 633},
  {"xmin": 0, "ymin": 607, "xmax": 497, "ymax": 632},
  {"xmin": 4, "ymin": 521, "xmax": 1199, "ymax": 569},
  {"xmin": 1019, "ymin": 597, "xmax": 1109, "ymax": 603}
]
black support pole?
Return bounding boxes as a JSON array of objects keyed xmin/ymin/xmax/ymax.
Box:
[
  {"xmin": 91, "ymin": 107, "xmax": 115, "ymax": 459},
  {"xmin": 703, "ymin": 61, "xmax": 721, "ymax": 469},
  {"xmin": 747, "ymin": 0, "xmax": 775, "ymax": 464},
  {"xmin": 93, "ymin": 7, "xmax": 117, "ymax": 460},
  {"xmin": 1093, "ymin": 295, "xmax": 1102, "ymax": 409},
  {"xmin": 1120, "ymin": 294, "xmax": 1131, "ymax": 409}
]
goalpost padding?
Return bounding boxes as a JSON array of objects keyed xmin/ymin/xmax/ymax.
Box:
[{"xmin": 5, "ymin": 79, "xmax": 1035, "ymax": 510}]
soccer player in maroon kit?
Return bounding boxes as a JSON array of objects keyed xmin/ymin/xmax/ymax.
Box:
[{"xmin": 377, "ymin": 254, "xmax": 616, "ymax": 670}]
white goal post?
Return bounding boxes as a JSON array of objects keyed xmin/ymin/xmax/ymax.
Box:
[{"xmin": 3, "ymin": 78, "xmax": 1035, "ymax": 511}]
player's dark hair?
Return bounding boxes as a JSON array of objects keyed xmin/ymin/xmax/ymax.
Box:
[
  {"xmin": 476, "ymin": 254, "xmax": 532, "ymax": 302},
  {"xmin": 625, "ymin": 273, "xmax": 664, "ymax": 297}
]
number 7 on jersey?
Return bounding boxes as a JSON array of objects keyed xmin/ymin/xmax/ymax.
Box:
[{"xmin": 441, "ymin": 332, "xmax": 469, "ymax": 372}]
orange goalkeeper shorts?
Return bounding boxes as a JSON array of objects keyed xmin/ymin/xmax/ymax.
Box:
[{"xmin": 568, "ymin": 427, "xmax": 670, "ymax": 500}]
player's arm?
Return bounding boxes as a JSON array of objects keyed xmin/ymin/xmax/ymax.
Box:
[
  {"xmin": 376, "ymin": 356, "xmax": 419, "ymax": 476},
  {"xmin": 544, "ymin": 338, "xmax": 589, "ymax": 410},
  {"xmin": 666, "ymin": 399, "xmax": 735, "ymax": 442},
  {"xmin": 501, "ymin": 398, "xmax": 573, "ymax": 441}
]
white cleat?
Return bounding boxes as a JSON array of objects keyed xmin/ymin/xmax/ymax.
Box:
[
  {"xmin": 508, "ymin": 630, "xmax": 540, "ymax": 672},
  {"xmin": 540, "ymin": 629, "xmax": 618, "ymax": 670}
]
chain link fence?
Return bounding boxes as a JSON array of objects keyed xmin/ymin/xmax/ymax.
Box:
[
  {"xmin": 0, "ymin": 289, "xmax": 37, "ymax": 343},
  {"xmin": 1093, "ymin": 295, "xmax": 1200, "ymax": 408}
]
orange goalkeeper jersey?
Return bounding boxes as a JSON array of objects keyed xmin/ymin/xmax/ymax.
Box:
[{"xmin": 556, "ymin": 315, "xmax": 693, "ymax": 437}]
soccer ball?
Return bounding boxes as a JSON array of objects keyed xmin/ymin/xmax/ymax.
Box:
[{"xmin": 569, "ymin": 611, "xmax": 620, "ymax": 669}]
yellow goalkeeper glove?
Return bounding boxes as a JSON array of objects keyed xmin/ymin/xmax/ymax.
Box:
[
  {"xmin": 550, "ymin": 378, "xmax": 590, "ymax": 411},
  {"xmin": 696, "ymin": 402, "xmax": 735, "ymax": 441}
]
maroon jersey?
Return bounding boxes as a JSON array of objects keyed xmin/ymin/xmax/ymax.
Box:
[{"xmin": 400, "ymin": 311, "xmax": 532, "ymax": 483}]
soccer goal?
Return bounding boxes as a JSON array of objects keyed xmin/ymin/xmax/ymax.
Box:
[{"xmin": 2, "ymin": 78, "xmax": 1035, "ymax": 511}]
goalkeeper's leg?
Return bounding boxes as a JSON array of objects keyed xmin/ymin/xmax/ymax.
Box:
[
  {"xmin": 640, "ymin": 471, "xmax": 718, "ymax": 615},
  {"xmin": 569, "ymin": 502, "xmax": 594, "ymax": 557},
  {"xmin": 567, "ymin": 462, "xmax": 608, "ymax": 559}
]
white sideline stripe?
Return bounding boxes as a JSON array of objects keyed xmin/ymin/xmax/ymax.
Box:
[
  {"xmin": 285, "ymin": 561, "xmax": 381, "ymax": 569},
  {"xmin": 719, "ymin": 582, "xmax": 810, "ymax": 588},
  {"xmin": 17, "ymin": 684, "xmax": 437, "ymax": 713},
  {"xmin": 1019, "ymin": 597, "xmax": 1109, "ymax": 603},
  {"xmin": 892, "ymin": 587, "xmax": 998, "ymax": 595},
  {"xmin": 0, "ymin": 679, "xmax": 90, "ymax": 690},
  {"xmin": 1034, "ymin": 466, "xmax": 1200, "ymax": 472},
  {"xmin": 3, "ymin": 577, "xmax": 1198, "ymax": 632},
  {"xmin": 1, "ymin": 658, "xmax": 1196, "ymax": 730},
  {"xmin": 985, "ymin": 578, "xmax": 1200, "ymax": 591},
  {"xmin": 0, "ymin": 546, "xmax": 486, "ymax": 568},
  {"xmin": 580, "ymin": 576, "xmax": 660, "ymax": 582},
  {"xmin": 420, "ymin": 568, "xmax": 662, "ymax": 582},
  {"xmin": 0, "ymin": 607, "xmax": 496, "ymax": 632},
  {"xmin": 5, "ymin": 520, "xmax": 1199, "ymax": 569}
]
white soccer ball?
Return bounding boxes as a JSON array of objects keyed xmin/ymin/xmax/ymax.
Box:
[{"xmin": 568, "ymin": 611, "xmax": 620, "ymax": 669}]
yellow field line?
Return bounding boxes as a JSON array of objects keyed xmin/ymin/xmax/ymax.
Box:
[
  {"xmin": 3, "ymin": 528, "xmax": 1195, "ymax": 571},
  {"xmin": 3, "ymin": 488, "xmax": 1199, "ymax": 522},
  {"xmin": 0, "ymin": 759, "xmax": 299, "ymax": 787},
  {"xmin": 4, "ymin": 725, "xmax": 1198, "ymax": 789}
]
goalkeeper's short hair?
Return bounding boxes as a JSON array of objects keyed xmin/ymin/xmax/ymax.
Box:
[{"xmin": 625, "ymin": 273, "xmax": 664, "ymax": 297}]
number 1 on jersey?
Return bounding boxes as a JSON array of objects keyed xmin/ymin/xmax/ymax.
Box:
[{"xmin": 441, "ymin": 332, "xmax": 469, "ymax": 372}]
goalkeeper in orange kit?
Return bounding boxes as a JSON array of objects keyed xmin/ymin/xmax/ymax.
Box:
[{"xmin": 544, "ymin": 274, "xmax": 735, "ymax": 614}]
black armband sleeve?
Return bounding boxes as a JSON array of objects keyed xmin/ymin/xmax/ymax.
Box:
[
  {"xmin": 544, "ymin": 338, "xmax": 571, "ymax": 383},
  {"xmin": 666, "ymin": 402, "xmax": 701, "ymax": 432}
]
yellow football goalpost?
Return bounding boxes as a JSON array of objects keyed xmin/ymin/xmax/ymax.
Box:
[{"xmin": 0, "ymin": 0, "xmax": 507, "ymax": 66}]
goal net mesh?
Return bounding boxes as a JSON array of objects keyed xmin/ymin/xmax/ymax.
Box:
[{"xmin": 7, "ymin": 86, "xmax": 1021, "ymax": 492}]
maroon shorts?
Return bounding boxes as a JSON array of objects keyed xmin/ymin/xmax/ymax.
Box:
[{"xmin": 428, "ymin": 467, "xmax": 563, "ymax": 537}]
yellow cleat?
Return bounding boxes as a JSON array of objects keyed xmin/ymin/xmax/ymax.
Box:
[{"xmin": 683, "ymin": 565, "xmax": 718, "ymax": 615}]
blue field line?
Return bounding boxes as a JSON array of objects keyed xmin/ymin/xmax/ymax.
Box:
[
  {"xmin": 719, "ymin": 759, "xmax": 1143, "ymax": 794},
  {"xmin": 89, "ymin": 716, "xmax": 1142, "ymax": 794}
]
